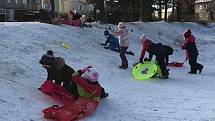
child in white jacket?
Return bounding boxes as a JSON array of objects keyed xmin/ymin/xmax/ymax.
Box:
[{"xmin": 111, "ymin": 22, "xmax": 130, "ymax": 69}]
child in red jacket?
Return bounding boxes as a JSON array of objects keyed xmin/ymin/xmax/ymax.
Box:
[
  {"xmin": 139, "ymin": 34, "xmax": 169, "ymax": 79},
  {"xmin": 72, "ymin": 67, "xmax": 103, "ymax": 101}
]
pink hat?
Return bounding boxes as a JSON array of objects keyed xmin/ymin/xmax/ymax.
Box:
[{"xmin": 81, "ymin": 68, "xmax": 99, "ymax": 82}]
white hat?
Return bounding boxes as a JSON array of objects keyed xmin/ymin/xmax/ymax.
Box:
[
  {"xmin": 140, "ymin": 34, "xmax": 147, "ymax": 43},
  {"xmin": 81, "ymin": 68, "xmax": 99, "ymax": 82},
  {"xmin": 118, "ymin": 22, "xmax": 125, "ymax": 29}
]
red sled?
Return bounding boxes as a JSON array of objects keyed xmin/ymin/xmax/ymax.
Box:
[
  {"xmin": 39, "ymin": 80, "xmax": 77, "ymax": 105},
  {"xmin": 40, "ymin": 80, "xmax": 100, "ymax": 121},
  {"xmin": 42, "ymin": 97, "xmax": 99, "ymax": 121},
  {"xmin": 167, "ymin": 62, "xmax": 184, "ymax": 67}
]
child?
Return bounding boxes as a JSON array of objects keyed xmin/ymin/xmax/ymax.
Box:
[
  {"xmin": 111, "ymin": 22, "xmax": 131, "ymax": 69},
  {"xmin": 72, "ymin": 67, "xmax": 107, "ymax": 100},
  {"xmin": 43, "ymin": 67, "xmax": 107, "ymax": 121},
  {"xmin": 182, "ymin": 29, "xmax": 203, "ymax": 74},
  {"xmin": 39, "ymin": 50, "xmax": 108, "ymax": 98},
  {"xmin": 139, "ymin": 35, "xmax": 169, "ymax": 79},
  {"xmin": 101, "ymin": 30, "xmax": 120, "ymax": 52},
  {"xmin": 39, "ymin": 50, "xmax": 78, "ymax": 96}
]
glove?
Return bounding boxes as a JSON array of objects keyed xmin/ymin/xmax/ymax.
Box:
[
  {"xmin": 139, "ymin": 58, "xmax": 143, "ymax": 64},
  {"xmin": 130, "ymin": 29, "xmax": 134, "ymax": 32}
]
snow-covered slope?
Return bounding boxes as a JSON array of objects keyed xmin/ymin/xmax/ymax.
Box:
[{"xmin": 0, "ymin": 22, "xmax": 215, "ymax": 121}]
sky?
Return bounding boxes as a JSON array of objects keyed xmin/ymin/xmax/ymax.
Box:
[{"xmin": 0, "ymin": 21, "xmax": 215, "ymax": 121}]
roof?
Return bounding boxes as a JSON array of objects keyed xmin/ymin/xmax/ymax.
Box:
[{"xmin": 195, "ymin": 0, "xmax": 212, "ymax": 3}]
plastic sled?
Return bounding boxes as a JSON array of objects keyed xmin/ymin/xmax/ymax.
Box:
[
  {"xmin": 58, "ymin": 42, "xmax": 70, "ymax": 49},
  {"xmin": 39, "ymin": 80, "xmax": 77, "ymax": 105},
  {"xmin": 132, "ymin": 61, "xmax": 158, "ymax": 80},
  {"xmin": 168, "ymin": 62, "xmax": 183, "ymax": 67},
  {"xmin": 42, "ymin": 97, "xmax": 99, "ymax": 121}
]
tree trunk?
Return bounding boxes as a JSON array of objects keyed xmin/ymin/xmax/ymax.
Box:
[
  {"xmin": 164, "ymin": 0, "xmax": 168, "ymax": 21},
  {"xmin": 172, "ymin": 0, "xmax": 175, "ymax": 14},
  {"xmin": 159, "ymin": 0, "xmax": 162, "ymax": 20},
  {"xmin": 95, "ymin": 0, "xmax": 105, "ymax": 22}
]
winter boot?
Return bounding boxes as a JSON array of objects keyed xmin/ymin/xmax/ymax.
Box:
[
  {"xmin": 118, "ymin": 65, "xmax": 128, "ymax": 69},
  {"xmin": 104, "ymin": 46, "xmax": 109, "ymax": 49},
  {"xmin": 199, "ymin": 65, "xmax": 204, "ymax": 74},
  {"xmin": 188, "ymin": 71, "xmax": 197, "ymax": 74},
  {"xmin": 127, "ymin": 51, "xmax": 134, "ymax": 56},
  {"xmin": 100, "ymin": 92, "xmax": 109, "ymax": 99}
]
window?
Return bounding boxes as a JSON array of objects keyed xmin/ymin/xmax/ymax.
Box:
[
  {"xmin": 199, "ymin": 5, "xmax": 203, "ymax": 10},
  {"xmin": 0, "ymin": 9, "xmax": 7, "ymax": 14},
  {"xmin": 8, "ymin": 0, "xmax": 18, "ymax": 3}
]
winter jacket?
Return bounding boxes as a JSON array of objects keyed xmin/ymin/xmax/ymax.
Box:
[
  {"xmin": 71, "ymin": 72, "xmax": 101, "ymax": 101},
  {"xmin": 46, "ymin": 57, "xmax": 78, "ymax": 95},
  {"xmin": 162, "ymin": 45, "xmax": 173, "ymax": 55},
  {"xmin": 140, "ymin": 40, "xmax": 165, "ymax": 60},
  {"xmin": 112, "ymin": 28, "xmax": 130, "ymax": 47},
  {"xmin": 105, "ymin": 34, "xmax": 120, "ymax": 49},
  {"xmin": 182, "ymin": 35, "xmax": 199, "ymax": 56}
]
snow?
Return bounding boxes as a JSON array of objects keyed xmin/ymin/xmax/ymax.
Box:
[{"xmin": 0, "ymin": 21, "xmax": 215, "ymax": 121}]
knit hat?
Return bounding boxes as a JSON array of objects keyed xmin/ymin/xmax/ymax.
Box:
[
  {"xmin": 104, "ymin": 30, "xmax": 109, "ymax": 36},
  {"xmin": 184, "ymin": 29, "xmax": 192, "ymax": 38},
  {"xmin": 39, "ymin": 50, "xmax": 55, "ymax": 65},
  {"xmin": 81, "ymin": 68, "xmax": 99, "ymax": 82},
  {"xmin": 140, "ymin": 35, "xmax": 152, "ymax": 49},
  {"xmin": 118, "ymin": 22, "xmax": 125, "ymax": 29}
]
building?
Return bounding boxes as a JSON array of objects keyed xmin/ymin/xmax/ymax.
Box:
[
  {"xmin": 195, "ymin": 0, "xmax": 215, "ymax": 22},
  {"xmin": 56, "ymin": 0, "xmax": 95, "ymax": 18},
  {"xmin": 0, "ymin": 0, "xmax": 41, "ymax": 22}
]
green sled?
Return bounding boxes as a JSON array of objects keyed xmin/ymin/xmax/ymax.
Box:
[{"xmin": 132, "ymin": 61, "xmax": 158, "ymax": 80}]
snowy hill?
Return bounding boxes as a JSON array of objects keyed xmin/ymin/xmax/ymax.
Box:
[{"xmin": 0, "ymin": 22, "xmax": 215, "ymax": 121}]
